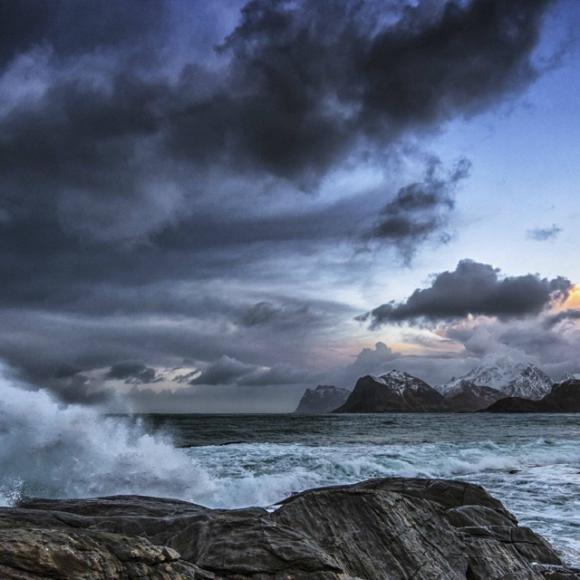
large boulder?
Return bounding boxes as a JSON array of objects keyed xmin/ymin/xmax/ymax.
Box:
[{"xmin": 0, "ymin": 479, "xmax": 577, "ymax": 579}]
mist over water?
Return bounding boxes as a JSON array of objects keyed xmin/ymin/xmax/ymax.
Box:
[{"xmin": 0, "ymin": 366, "xmax": 579, "ymax": 567}]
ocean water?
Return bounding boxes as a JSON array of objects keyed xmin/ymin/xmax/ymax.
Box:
[
  {"xmin": 0, "ymin": 369, "xmax": 578, "ymax": 567},
  {"xmin": 143, "ymin": 413, "xmax": 580, "ymax": 567}
]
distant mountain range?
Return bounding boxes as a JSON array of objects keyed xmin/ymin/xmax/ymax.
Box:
[{"xmin": 294, "ymin": 360, "xmax": 580, "ymax": 413}]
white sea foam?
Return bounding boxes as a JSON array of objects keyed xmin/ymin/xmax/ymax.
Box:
[
  {"xmin": 180, "ymin": 439, "xmax": 580, "ymax": 566},
  {"xmin": 0, "ymin": 364, "xmax": 215, "ymax": 505},
  {"xmin": 180, "ymin": 439, "xmax": 580, "ymax": 506}
]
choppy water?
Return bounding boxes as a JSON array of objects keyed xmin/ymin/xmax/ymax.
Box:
[
  {"xmin": 0, "ymin": 366, "xmax": 578, "ymax": 567},
  {"xmin": 139, "ymin": 413, "xmax": 580, "ymax": 568}
]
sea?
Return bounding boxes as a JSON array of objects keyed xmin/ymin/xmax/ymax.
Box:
[{"xmin": 0, "ymin": 371, "xmax": 578, "ymax": 567}]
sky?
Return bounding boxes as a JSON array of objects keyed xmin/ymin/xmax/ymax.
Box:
[{"xmin": 1, "ymin": 0, "xmax": 580, "ymax": 412}]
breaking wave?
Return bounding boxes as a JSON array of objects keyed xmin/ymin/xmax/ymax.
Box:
[{"xmin": 0, "ymin": 364, "xmax": 215, "ymax": 505}]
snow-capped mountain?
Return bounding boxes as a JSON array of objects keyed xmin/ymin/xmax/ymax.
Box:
[
  {"xmin": 366, "ymin": 370, "xmax": 425, "ymax": 392},
  {"xmin": 439, "ymin": 360, "xmax": 552, "ymax": 401},
  {"xmin": 335, "ymin": 370, "xmax": 446, "ymax": 413},
  {"xmin": 294, "ymin": 385, "xmax": 350, "ymax": 414}
]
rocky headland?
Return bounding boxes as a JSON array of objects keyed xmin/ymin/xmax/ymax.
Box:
[
  {"xmin": 485, "ymin": 379, "xmax": 580, "ymax": 413},
  {"xmin": 294, "ymin": 384, "xmax": 350, "ymax": 414}
]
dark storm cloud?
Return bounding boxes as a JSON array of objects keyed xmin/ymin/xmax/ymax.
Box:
[
  {"xmin": 237, "ymin": 301, "xmax": 317, "ymax": 328},
  {"xmin": 365, "ymin": 157, "xmax": 470, "ymax": 259},
  {"xmin": 0, "ymin": 0, "xmax": 553, "ymax": 245},
  {"xmin": 194, "ymin": 0, "xmax": 551, "ymax": 182},
  {"xmin": 0, "ymin": 0, "xmax": 559, "ymax": 402},
  {"xmin": 0, "ymin": 0, "xmax": 167, "ymax": 67},
  {"xmin": 527, "ymin": 224, "xmax": 562, "ymax": 241},
  {"xmin": 359, "ymin": 260, "xmax": 572, "ymax": 328}
]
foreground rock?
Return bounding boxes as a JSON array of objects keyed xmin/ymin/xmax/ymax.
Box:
[
  {"xmin": 485, "ymin": 379, "xmax": 580, "ymax": 413},
  {"xmin": 294, "ymin": 384, "xmax": 350, "ymax": 414},
  {"xmin": 1, "ymin": 479, "xmax": 578, "ymax": 579},
  {"xmin": 335, "ymin": 370, "xmax": 447, "ymax": 412}
]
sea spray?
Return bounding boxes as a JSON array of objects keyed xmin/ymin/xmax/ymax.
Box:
[{"xmin": 0, "ymin": 363, "xmax": 215, "ymax": 504}]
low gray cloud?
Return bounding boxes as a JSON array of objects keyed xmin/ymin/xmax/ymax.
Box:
[
  {"xmin": 349, "ymin": 342, "xmax": 398, "ymax": 374},
  {"xmin": 238, "ymin": 301, "xmax": 312, "ymax": 328},
  {"xmin": 106, "ymin": 362, "xmax": 160, "ymax": 384},
  {"xmin": 237, "ymin": 364, "xmax": 321, "ymax": 387},
  {"xmin": 338, "ymin": 314, "xmax": 580, "ymax": 388},
  {"xmin": 190, "ymin": 356, "xmax": 258, "ymax": 386},
  {"xmin": 191, "ymin": 355, "xmax": 317, "ymax": 387},
  {"xmin": 543, "ymin": 308, "xmax": 580, "ymax": 328},
  {"xmin": 359, "ymin": 260, "xmax": 572, "ymax": 328},
  {"xmin": 45, "ymin": 372, "xmax": 114, "ymax": 407},
  {"xmin": 527, "ymin": 224, "xmax": 562, "ymax": 241},
  {"xmin": 440, "ymin": 315, "xmax": 580, "ymax": 378}
]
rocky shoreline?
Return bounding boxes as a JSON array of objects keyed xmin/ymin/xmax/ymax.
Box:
[{"xmin": 0, "ymin": 478, "xmax": 578, "ymax": 579}]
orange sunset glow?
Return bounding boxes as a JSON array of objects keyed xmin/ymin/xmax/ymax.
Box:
[{"xmin": 562, "ymin": 285, "xmax": 580, "ymax": 310}]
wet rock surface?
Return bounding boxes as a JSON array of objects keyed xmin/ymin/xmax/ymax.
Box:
[{"xmin": 0, "ymin": 478, "xmax": 578, "ymax": 579}]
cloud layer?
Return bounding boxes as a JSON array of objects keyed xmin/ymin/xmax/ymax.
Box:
[{"xmin": 0, "ymin": 0, "xmax": 563, "ymax": 407}]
